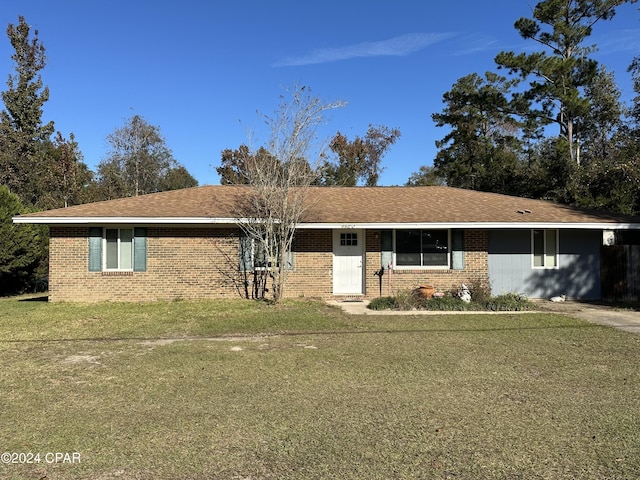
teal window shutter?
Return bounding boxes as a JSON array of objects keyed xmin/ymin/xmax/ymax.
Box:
[
  {"xmin": 452, "ymin": 230, "xmax": 464, "ymax": 270},
  {"xmin": 88, "ymin": 227, "xmax": 102, "ymax": 272},
  {"xmin": 381, "ymin": 229, "xmax": 393, "ymax": 269},
  {"xmin": 133, "ymin": 228, "xmax": 147, "ymax": 272},
  {"xmin": 239, "ymin": 230, "xmax": 253, "ymax": 271}
]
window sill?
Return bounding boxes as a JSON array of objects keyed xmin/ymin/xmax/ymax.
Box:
[
  {"xmin": 100, "ymin": 271, "xmax": 134, "ymax": 276},
  {"xmin": 393, "ymin": 267, "xmax": 451, "ymax": 273}
]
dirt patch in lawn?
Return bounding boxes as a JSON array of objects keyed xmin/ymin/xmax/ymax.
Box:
[{"xmin": 62, "ymin": 354, "xmax": 101, "ymax": 365}]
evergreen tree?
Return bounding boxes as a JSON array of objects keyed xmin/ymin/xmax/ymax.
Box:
[
  {"xmin": 495, "ymin": 0, "xmax": 636, "ymax": 165},
  {"xmin": 37, "ymin": 132, "xmax": 94, "ymax": 209},
  {"xmin": 0, "ymin": 186, "xmax": 47, "ymax": 295},
  {"xmin": 405, "ymin": 165, "xmax": 446, "ymax": 186},
  {"xmin": 0, "ymin": 16, "xmax": 55, "ymax": 205},
  {"xmin": 160, "ymin": 165, "xmax": 198, "ymax": 191},
  {"xmin": 629, "ymin": 55, "xmax": 640, "ymax": 125},
  {"xmin": 580, "ymin": 66, "xmax": 625, "ymax": 165},
  {"xmin": 430, "ymin": 72, "xmax": 525, "ymax": 194},
  {"xmin": 567, "ymin": 65, "xmax": 638, "ymax": 213},
  {"xmin": 526, "ymin": 138, "xmax": 580, "ymax": 203},
  {"xmin": 573, "ymin": 54, "xmax": 640, "ymax": 214},
  {"xmin": 415, "ymin": 0, "xmax": 637, "ymax": 209}
]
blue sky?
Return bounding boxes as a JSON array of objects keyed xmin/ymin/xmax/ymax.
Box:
[{"xmin": 1, "ymin": 0, "xmax": 639, "ymax": 186}]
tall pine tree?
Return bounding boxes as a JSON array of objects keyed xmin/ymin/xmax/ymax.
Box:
[
  {"xmin": 430, "ymin": 72, "xmax": 524, "ymax": 194},
  {"xmin": 495, "ymin": 0, "xmax": 637, "ymax": 165},
  {"xmin": 0, "ymin": 16, "xmax": 54, "ymax": 205}
]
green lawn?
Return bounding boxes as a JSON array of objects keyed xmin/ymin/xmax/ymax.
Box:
[{"xmin": 1, "ymin": 297, "xmax": 639, "ymax": 479}]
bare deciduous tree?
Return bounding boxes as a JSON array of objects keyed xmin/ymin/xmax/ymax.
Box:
[
  {"xmin": 96, "ymin": 115, "xmax": 197, "ymax": 199},
  {"xmin": 236, "ymin": 86, "xmax": 345, "ymax": 302}
]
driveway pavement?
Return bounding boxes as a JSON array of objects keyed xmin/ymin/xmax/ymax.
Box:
[
  {"xmin": 532, "ymin": 299, "xmax": 640, "ymax": 335},
  {"xmin": 328, "ymin": 299, "xmax": 640, "ymax": 335}
]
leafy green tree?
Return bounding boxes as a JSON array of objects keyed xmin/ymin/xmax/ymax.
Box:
[
  {"xmin": 218, "ymin": 126, "xmax": 398, "ymax": 188},
  {"xmin": 405, "ymin": 165, "xmax": 447, "ymax": 186},
  {"xmin": 216, "ymin": 145, "xmax": 275, "ymax": 185},
  {"xmin": 218, "ymin": 125, "xmax": 399, "ymax": 188},
  {"xmin": 96, "ymin": 115, "xmax": 197, "ymax": 199},
  {"xmin": 0, "ymin": 186, "xmax": 47, "ymax": 295},
  {"xmin": 319, "ymin": 125, "xmax": 400, "ymax": 186},
  {"xmin": 0, "ymin": 16, "xmax": 55, "ymax": 205},
  {"xmin": 495, "ymin": 0, "xmax": 636, "ymax": 164},
  {"xmin": 572, "ymin": 154, "xmax": 640, "ymax": 214}
]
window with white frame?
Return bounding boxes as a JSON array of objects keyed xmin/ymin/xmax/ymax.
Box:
[
  {"xmin": 532, "ymin": 229, "xmax": 558, "ymax": 268},
  {"xmin": 89, "ymin": 227, "xmax": 147, "ymax": 273},
  {"xmin": 104, "ymin": 228, "xmax": 134, "ymax": 270},
  {"xmin": 395, "ymin": 229, "xmax": 449, "ymax": 268}
]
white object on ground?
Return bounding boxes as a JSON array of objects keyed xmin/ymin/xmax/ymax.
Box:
[{"xmin": 459, "ymin": 283, "xmax": 471, "ymax": 303}]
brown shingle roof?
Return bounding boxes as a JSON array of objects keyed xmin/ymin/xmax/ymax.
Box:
[{"xmin": 14, "ymin": 185, "xmax": 640, "ymax": 226}]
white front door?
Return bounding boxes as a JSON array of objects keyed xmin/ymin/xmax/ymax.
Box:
[{"xmin": 333, "ymin": 229, "xmax": 364, "ymax": 295}]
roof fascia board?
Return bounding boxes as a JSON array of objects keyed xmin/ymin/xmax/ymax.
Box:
[
  {"xmin": 13, "ymin": 217, "xmax": 640, "ymax": 230},
  {"xmin": 297, "ymin": 222, "xmax": 640, "ymax": 230},
  {"xmin": 12, "ymin": 217, "xmax": 244, "ymax": 225}
]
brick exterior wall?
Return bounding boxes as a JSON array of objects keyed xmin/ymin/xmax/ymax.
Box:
[
  {"xmin": 49, "ymin": 227, "xmax": 244, "ymax": 302},
  {"xmin": 48, "ymin": 227, "xmax": 490, "ymax": 302},
  {"xmin": 286, "ymin": 230, "xmax": 334, "ymax": 298},
  {"xmin": 365, "ymin": 230, "xmax": 490, "ymax": 298}
]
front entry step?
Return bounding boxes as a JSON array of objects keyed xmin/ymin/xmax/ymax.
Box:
[{"xmin": 334, "ymin": 295, "xmax": 365, "ymax": 302}]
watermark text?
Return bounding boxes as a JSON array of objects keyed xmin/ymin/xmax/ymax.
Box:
[{"xmin": 1, "ymin": 452, "xmax": 81, "ymax": 464}]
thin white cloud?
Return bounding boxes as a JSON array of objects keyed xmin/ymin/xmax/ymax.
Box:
[
  {"xmin": 273, "ymin": 32, "xmax": 456, "ymax": 67},
  {"xmin": 451, "ymin": 34, "xmax": 501, "ymax": 56}
]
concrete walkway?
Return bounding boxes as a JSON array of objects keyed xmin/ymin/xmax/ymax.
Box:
[{"xmin": 327, "ymin": 299, "xmax": 640, "ymax": 335}]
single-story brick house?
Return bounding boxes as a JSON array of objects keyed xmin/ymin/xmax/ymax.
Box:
[{"xmin": 13, "ymin": 185, "xmax": 640, "ymax": 302}]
